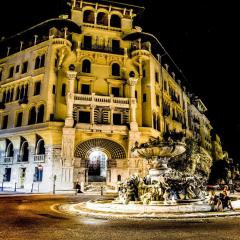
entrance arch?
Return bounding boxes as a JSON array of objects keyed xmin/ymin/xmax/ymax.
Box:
[{"xmin": 74, "ymin": 138, "xmax": 126, "ymax": 182}]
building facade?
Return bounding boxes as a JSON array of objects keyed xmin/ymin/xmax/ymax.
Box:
[{"xmin": 0, "ymin": 0, "xmax": 226, "ymax": 192}]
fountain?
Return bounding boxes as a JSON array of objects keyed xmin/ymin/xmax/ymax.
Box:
[{"xmin": 113, "ymin": 135, "xmax": 208, "ymax": 206}]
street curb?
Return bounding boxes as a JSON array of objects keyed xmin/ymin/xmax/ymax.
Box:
[{"xmin": 57, "ymin": 203, "xmax": 240, "ymax": 220}]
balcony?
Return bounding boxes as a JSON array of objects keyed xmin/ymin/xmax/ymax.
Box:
[
  {"xmin": 81, "ymin": 22, "xmax": 122, "ymax": 32},
  {"xmin": 76, "ymin": 123, "xmax": 128, "ymax": 133},
  {"xmin": 0, "ymin": 157, "xmax": 14, "ymax": 165},
  {"xmin": 17, "ymin": 155, "xmax": 29, "ymax": 163},
  {"xmin": 33, "ymin": 154, "xmax": 45, "ymax": 163},
  {"xmin": 81, "ymin": 44, "xmax": 124, "ymax": 55},
  {"xmin": 130, "ymin": 42, "xmax": 151, "ymax": 60},
  {"xmin": 74, "ymin": 93, "xmax": 130, "ymax": 109}
]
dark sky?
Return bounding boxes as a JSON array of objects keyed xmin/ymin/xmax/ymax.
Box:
[{"xmin": 0, "ymin": 0, "xmax": 239, "ymax": 160}]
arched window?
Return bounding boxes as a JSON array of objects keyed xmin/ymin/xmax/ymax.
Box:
[
  {"xmin": 37, "ymin": 105, "xmax": 44, "ymax": 123},
  {"xmin": 97, "ymin": 12, "xmax": 108, "ymax": 26},
  {"xmin": 82, "ymin": 59, "xmax": 91, "ymax": 73},
  {"xmin": 6, "ymin": 142, "xmax": 14, "ymax": 157},
  {"xmin": 117, "ymin": 175, "xmax": 121, "ymax": 182},
  {"xmin": 36, "ymin": 139, "xmax": 45, "ymax": 155},
  {"xmin": 83, "ymin": 10, "xmax": 94, "ymax": 24},
  {"xmin": 110, "ymin": 15, "xmax": 121, "ymax": 28},
  {"xmin": 28, "ymin": 107, "xmax": 36, "ymax": 125},
  {"xmin": 20, "ymin": 141, "xmax": 29, "ymax": 162},
  {"xmin": 112, "ymin": 63, "xmax": 120, "ymax": 76}
]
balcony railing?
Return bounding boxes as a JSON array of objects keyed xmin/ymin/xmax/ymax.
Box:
[
  {"xmin": 33, "ymin": 154, "xmax": 45, "ymax": 163},
  {"xmin": 17, "ymin": 155, "xmax": 29, "ymax": 163},
  {"xmin": 81, "ymin": 44, "xmax": 124, "ymax": 55},
  {"xmin": 82, "ymin": 23, "xmax": 122, "ymax": 32},
  {"xmin": 0, "ymin": 157, "xmax": 14, "ymax": 165},
  {"xmin": 74, "ymin": 93, "xmax": 130, "ymax": 109}
]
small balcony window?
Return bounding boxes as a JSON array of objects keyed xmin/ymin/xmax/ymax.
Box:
[
  {"xmin": 2, "ymin": 115, "xmax": 8, "ymax": 129},
  {"xmin": 81, "ymin": 84, "xmax": 90, "ymax": 94},
  {"xmin": 111, "ymin": 87, "xmax": 120, "ymax": 97},
  {"xmin": 79, "ymin": 111, "xmax": 90, "ymax": 123},
  {"xmin": 34, "ymin": 81, "xmax": 41, "ymax": 95},
  {"xmin": 21, "ymin": 61, "xmax": 28, "ymax": 74},
  {"xmin": 8, "ymin": 66, "xmax": 14, "ymax": 78},
  {"xmin": 16, "ymin": 112, "xmax": 23, "ymax": 127}
]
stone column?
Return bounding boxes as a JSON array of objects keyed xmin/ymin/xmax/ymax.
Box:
[
  {"xmin": 128, "ymin": 75, "xmax": 138, "ymax": 131},
  {"xmin": 91, "ymin": 104, "xmax": 95, "ymax": 124},
  {"xmin": 65, "ymin": 65, "xmax": 77, "ymax": 127}
]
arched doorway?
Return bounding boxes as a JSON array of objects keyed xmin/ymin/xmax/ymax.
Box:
[
  {"xmin": 74, "ymin": 138, "xmax": 126, "ymax": 183},
  {"xmin": 88, "ymin": 150, "xmax": 108, "ymax": 182}
]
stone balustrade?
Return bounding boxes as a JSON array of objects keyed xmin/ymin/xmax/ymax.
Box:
[
  {"xmin": 0, "ymin": 157, "xmax": 14, "ymax": 165},
  {"xmin": 74, "ymin": 93, "xmax": 130, "ymax": 109},
  {"xmin": 33, "ymin": 154, "xmax": 45, "ymax": 163}
]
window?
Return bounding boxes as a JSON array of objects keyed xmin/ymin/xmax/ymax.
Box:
[
  {"xmin": 10, "ymin": 88, "xmax": 14, "ymax": 102},
  {"xmin": 81, "ymin": 84, "xmax": 90, "ymax": 94},
  {"xmin": 143, "ymin": 69, "xmax": 146, "ymax": 78},
  {"xmin": 19, "ymin": 86, "xmax": 25, "ymax": 99},
  {"xmin": 83, "ymin": 10, "xmax": 94, "ymax": 24},
  {"xmin": 2, "ymin": 115, "xmax": 8, "ymax": 129},
  {"xmin": 83, "ymin": 36, "xmax": 92, "ymax": 50},
  {"xmin": 28, "ymin": 107, "xmax": 36, "ymax": 125},
  {"xmin": 112, "ymin": 63, "xmax": 120, "ymax": 76},
  {"xmin": 8, "ymin": 66, "xmax": 14, "ymax": 78},
  {"xmin": 16, "ymin": 112, "xmax": 23, "ymax": 127},
  {"xmin": 117, "ymin": 175, "xmax": 121, "ymax": 181},
  {"xmin": 61, "ymin": 84, "xmax": 66, "ymax": 96},
  {"xmin": 34, "ymin": 167, "xmax": 43, "ymax": 182},
  {"xmin": 135, "ymin": 91, "xmax": 138, "ymax": 100},
  {"xmin": 164, "ymin": 80, "xmax": 167, "ymax": 91},
  {"xmin": 35, "ymin": 54, "xmax": 45, "ymax": 69},
  {"xmin": 111, "ymin": 87, "xmax": 120, "ymax": 97},
  {"xmin": 113, "ymin": 113, "xmax": 121, "ymax": 125},
  {"xmin": 6, "ymin": 90, "xmax": 10, "ymax": 103},
  {"xmin": 37, "ymin": 105, "xmax": 44, "ymax": 123},
  {"xmin": 82, "ymin": 59, "xmax": 91, "ymax": 73},
  {"xmin": 143, "ymin": 93, "xmax": 147, "ymax": 102},
  {"xmin": 155, "ymin": 72, "xmax": 159, "ymax": 83},
  {"xmin": 79, "ymin": 111, "xmax": 90, "ymax": 123},
  {"xmin": 15, "ymin": 65, "xmax": 20, "ymax": 73},
  {"xmin": 52, "ymin": 85, "xmax": 56, "ymax": 94},
  {"xmin": 3, "ymin": 168, "xmax": 11, "ymax": 182},
  {"xmin": 156, "ymin": 94, "xmax": 160, "ymax": 106},
  {"xmin": 34, "ymin": 81, "xmax": 41, "ymax": 95},
  {"xmin": 15, "ymin": 87, "xmax": 20, "ymax": 101},
  {"xmin": 110, "ymin": 15, "xmax": 121, "ymax": 28},
  {"xmin": 112, "ymin": 40, "xmax": 120, "ymax": 53},
  {"xmin": 22, "ymin": 61, "xmax": 28, "ymax": 74},
  {"xmin": 97, "ymin": 12, "xmax": 108, "ymax": 26}
]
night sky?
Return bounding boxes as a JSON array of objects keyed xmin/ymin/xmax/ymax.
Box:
[{"xmin": 0, "ymin": 0, "xmax": 239, "ymax": 160}]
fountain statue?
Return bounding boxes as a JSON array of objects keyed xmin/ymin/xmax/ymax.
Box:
[{"xmin": 115, "ymin": 133, "xmax": 212, "ymax": 205}]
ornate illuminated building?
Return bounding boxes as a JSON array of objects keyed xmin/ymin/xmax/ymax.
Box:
[{"xmin": 0, "ymin": 0, "xmax": 227, "ymax": 192}]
